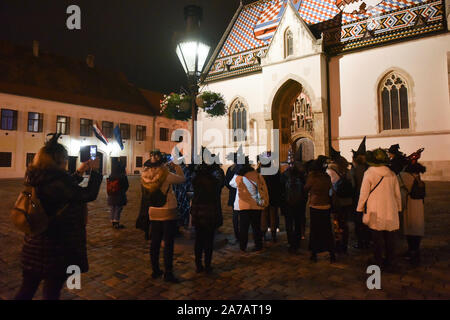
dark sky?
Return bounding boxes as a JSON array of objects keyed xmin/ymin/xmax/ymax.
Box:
[{"xmin": 0, "ymin": 0, "xmax": 253, "ymax": 93}]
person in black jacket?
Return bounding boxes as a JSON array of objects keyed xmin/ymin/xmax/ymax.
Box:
[
  {"xmin": 281, "ymin": 161, "xmax": 307, "ymax": 253},
  {"xmin": 190, "ymin": 164, "xmax": 221, "ymax": 273},
  {"xmin": 257, "ymin": 154, "xmax": 282, "ymax": 243},
  {"xmin": 107, "ymin": 162, "xmax": 129, "ymax": 229},
  {"xmin": 14, "ymin": 133, "xmax": 102, "ymax": 300},
  {"xmin": 225, "ymin": 153, "xmax": 240, "ymax": 244}
]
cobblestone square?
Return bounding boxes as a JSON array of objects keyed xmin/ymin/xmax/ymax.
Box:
[{"xmin": 0, "ymin": 176, "xmax": 449, "ymax": 300}]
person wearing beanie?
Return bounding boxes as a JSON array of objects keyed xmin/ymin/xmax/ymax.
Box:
[{"xmin": 357, "ymin": 148, "xmax": 402, "ymax": 271}]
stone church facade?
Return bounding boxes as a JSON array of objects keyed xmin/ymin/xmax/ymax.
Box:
[{"xmin": 199, "ymin": 0, "xmax": 450, "ymax": 180}]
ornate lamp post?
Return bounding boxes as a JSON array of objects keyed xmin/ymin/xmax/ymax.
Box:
[{"xmin": 176, "ymin": 5, "xmax": 210, "ymax": 164}]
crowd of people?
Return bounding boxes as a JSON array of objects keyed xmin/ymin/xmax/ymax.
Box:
[{"xmin": 11, "ymin": 133, "xmax": 427, "ymax": 299}]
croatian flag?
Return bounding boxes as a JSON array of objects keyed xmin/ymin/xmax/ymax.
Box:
[
  {"xmin": 113, "ymin": 125, "xmax": 124, "ymax": 150},
  {"xmin": 93, "ymin": 121, "xmax": 108, "ymax": 146}
]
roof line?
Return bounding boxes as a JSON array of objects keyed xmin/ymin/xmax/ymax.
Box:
[
  {"xmin": 263, "ymin": 0, "xmax": 320, "ymax": 58},
  {"xmin": 202, "ymin": 1, "xmax": 244, "ymax": 82}
]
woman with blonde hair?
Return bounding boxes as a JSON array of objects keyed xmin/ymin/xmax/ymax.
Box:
[{"xmin": 15, "ymin": 133, "xmax": 102, "ymax": 300}]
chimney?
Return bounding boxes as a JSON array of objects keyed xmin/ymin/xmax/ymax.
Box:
[
  {"xmin": 32, "ymin": 40, "xmax": 39, "ymax": 57},
  {"xmin": 86, "ymin": 54, "xmax": 95, "ymax": 68}
]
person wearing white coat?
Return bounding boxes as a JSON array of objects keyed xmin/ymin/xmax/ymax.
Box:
[{"xmin": 357, "ymin": 148, "xmax": 402, "ymax": 269}]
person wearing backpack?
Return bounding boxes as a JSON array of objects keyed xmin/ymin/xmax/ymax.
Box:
[
  {"xmin": 357, "ymin": 148, "xmax": 402, "ymax": 271},
  {"xmin": 107, "ymin": 162, "xmax": 129, "ymax": 229},
  {"xmin": 229, "ymin": 157, "xmax": 269, "ymax": 252},
  {"xmin": 281, "ymin": 161, "xmax": 307, "ymax": 254},
  {"xmin": 398, "ymin": 161, "xmax": 426, "ymax": 266},
  {"xmin": 13, "ymin": 133, "xmax": 102, "ymax": 300},
  {"xmin": 327, "ymin": 157, "xmax": 353, "ymax": 254},
  {"xmin": 142, "ymin": 150, "xmax": 185, "ymax": 283},
  {"xmin": 305, "ymin": 156, "xmax": 336, "ymax": 263},
  {"xmin": 190, "ymin": 164, "xmax": 221, "ymax": 274}
]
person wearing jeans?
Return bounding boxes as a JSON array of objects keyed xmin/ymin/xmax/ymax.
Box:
[
  {"xmin": 225, "ymin": 155, "xmax": 241, "ymax": 244},
  {"xmin": 143, "ymin": 150, "xmax": 185, "ymax": 283},
  {"xmin": 229, "ymin": 158, "xmax": 268, "ymax": 252}
]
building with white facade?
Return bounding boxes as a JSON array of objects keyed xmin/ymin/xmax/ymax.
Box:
[
  {"xmin": 0, "ymin": 41, "xmax": 187, "ymax": 178},
  {"xmin": 199, "ymin": 0, "xmax": 450, "ymax": 180}
]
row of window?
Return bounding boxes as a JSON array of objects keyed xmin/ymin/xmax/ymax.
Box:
[
  {"xmin": 0, "ymin": 151, "xmax": 148, "ymax": 169},
  {"xmin": 229, "ymin": 71, "xmax": 411, "ymax": 140},
  {"xmin": 0, "ymin": 111, "xmax": 150, "ymax": 141}
]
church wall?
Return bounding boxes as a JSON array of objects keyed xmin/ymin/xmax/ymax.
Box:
[{"xmin": 330, "ymin": 33, "xmax": 450, "ymax": 180}]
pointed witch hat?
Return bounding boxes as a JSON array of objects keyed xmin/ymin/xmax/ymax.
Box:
[
  {"xmin": 352, "ymin": 136, "xmax": 366, "ymax": 157},
  {"xmin": 330, "ymin": 146, "xmax": 341, "ymax": 161}
]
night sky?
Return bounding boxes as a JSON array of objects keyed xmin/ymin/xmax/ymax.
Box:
[{"xmin": 0, "ymin": 0, "xmax": 254, "ymax": 93}]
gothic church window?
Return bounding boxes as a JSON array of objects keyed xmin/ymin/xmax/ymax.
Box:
[
  {"xmin": 230, "ymin": 100, "xmax": 247, "ymax": 142},
  {"xmin": 285, "ymin": 29, "xmax": 294, "ymax": 58},
  {"xmin": 380, "ymin": 72, "xmax": 410, "ymax": 131}
]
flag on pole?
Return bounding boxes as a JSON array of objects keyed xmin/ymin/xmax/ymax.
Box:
[
  {"xmin": 113, "ymin": 125, "xmax": 124, "ymax": 150},
  {"xmin": 93, "ymin": 121, "xmax": 109, "ymax": 146}
]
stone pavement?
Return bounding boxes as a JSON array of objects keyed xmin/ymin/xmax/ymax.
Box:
[{"xmin": 0, "ymin": 176, "xmax": 449, "ymax": 300}]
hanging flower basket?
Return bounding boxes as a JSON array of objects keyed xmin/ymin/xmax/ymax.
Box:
[
  {"xmin": 198, "ymin": 91, "xmax": 227, "ymax": 117},
  {"xmin": 160, "ymin": 93, "xmax": 192, "ymax": 121}
]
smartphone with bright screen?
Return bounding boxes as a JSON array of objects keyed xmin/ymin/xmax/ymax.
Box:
[{"xmin": 90, "ymin": 146, "xmax": 97, "ymax": 160}]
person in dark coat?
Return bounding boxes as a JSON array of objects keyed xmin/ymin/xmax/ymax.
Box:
[
  {"xmin": 15, "ymin": 134, "xmax": 102, "ymax": 300},
  {"xmin": 210, "ymin": 159, "xmax": 225, "ymax": 228},
  {"xmin": 304, "ymin": 157, "xmax": 336, "ymax": 263},
  {"xmin": 281, "ymin": 161, "xmax": 307, "ymax": 253},
  {"xmin": 107, "ymin": 162, "xmax": 129, "ymax": 229},
  {"xmin": 225, "ymin": 152, "xmax": 241, "ymax": 244},
  {"xmin": 388, "ymin": 144, "xmax": 408, "ymax": 175},
  {"xmin": 190, "ymin": 164, "xmax": 221, "ymax": 273},
  {"xmin": 257, "ymin": 154, "xmax": 282, "ymax": 243}
]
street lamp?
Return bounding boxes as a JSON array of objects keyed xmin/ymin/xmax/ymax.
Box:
[{"xmin": 176, "ymin": 5, "xmax": 211, "ymax": 164}]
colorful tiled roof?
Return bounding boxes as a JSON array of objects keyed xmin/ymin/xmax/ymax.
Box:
[{"xmin": 205, "ymin": 0, "xmax": 445, "ymax": 82}]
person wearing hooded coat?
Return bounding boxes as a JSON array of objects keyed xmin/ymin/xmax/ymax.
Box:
[
  {"xmin": 357, "ymin": 148, "xmax": 402, "ymax": 270},
  {"xmin": 15, "ymin": 134, "xmax": 102, "ymax": 300}
]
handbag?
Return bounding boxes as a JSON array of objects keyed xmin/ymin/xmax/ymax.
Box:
[{"xmin": 10, "ymin": 186, "xmax": 68, "ymax": 236}]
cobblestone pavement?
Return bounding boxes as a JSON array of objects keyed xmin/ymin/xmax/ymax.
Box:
[{"xmin": 0, "ymin": 176, "xmax": 449, "ymax": 300}]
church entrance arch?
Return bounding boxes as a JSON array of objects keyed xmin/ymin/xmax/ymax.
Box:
[{"xmin": 271, "ymin": 79, "xmax": 316, "ymax": 162}]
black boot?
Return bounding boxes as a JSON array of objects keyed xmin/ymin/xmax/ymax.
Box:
[
  {"xmin": 151, "ymin": 269, "xmax": 163, "ymax": 279},
  {"xmin": 164, "ymin": 272, "xmax": 180, "ymax": 283},
  {"xmin": 310, "ymin": 253, "xmax": 317, "ymax": 262}
]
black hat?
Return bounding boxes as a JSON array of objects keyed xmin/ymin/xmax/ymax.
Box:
[
  {"xmin": 330, "ymin": 146, "xmax": 341, "ymax": 161},
  {"xmin": 352, "ymin": 136, "xmax": 366, "ymax": 157},
  {"xmin": 388, "ymin": 144, "xmax": 400, "ymax": 154}
]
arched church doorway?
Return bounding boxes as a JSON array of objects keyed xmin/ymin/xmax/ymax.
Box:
[
  {"xmin": 294, "ymin": 137, "xmax": 314, "ymax": 162},
  {"xmin": 271, "ymin": 79, "xmax": 315, "ymax": 162}
]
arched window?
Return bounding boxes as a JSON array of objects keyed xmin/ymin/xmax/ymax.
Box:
[
  {"xmin": 379, "ymin": 72, "xmax": 410, "ymax": 131},
  {"xmin": 284, "ymin": 29, "xmax": 294, "ymax": 58},
  {"xmin": 230, "ymin": 100, "xmax": 248, "ymax": 142}
]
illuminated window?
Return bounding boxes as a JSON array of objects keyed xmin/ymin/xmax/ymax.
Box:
[
  {"xmin": 284, "ymin": 29, "xmax": 294, "ymax": 58},
  {"xmin": 80, "ymin": 119, "xmax": 93, "ymax": 136},
  {"xmin": 380, "ymin": 72, "xmax": 410, "ymax": 131},
  {"xmin": 56, "ymin": 116, "xmax": 70, "ymax": 135},
  {"xmin": 230, "ymin": 100, "xmax": 247, "ymax": 142},
  {"xmin": 28, "ymin": 112, "xmax": 43, "ymax": 132},
  {"xmin": 1, "ymin": 109, "xmax": 18, "ymax": 130}
]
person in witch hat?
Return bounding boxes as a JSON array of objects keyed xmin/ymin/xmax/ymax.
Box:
[
  {"xmin": 350, "ymin": 137, "xmax": 370, "ymax": 249},
  {"xmin": 357, "ymin": 148, "xmax": 402, "ymax": 271},
  {"xmin": 387, "ymin": 144, "xmax": 408, "ymax": 175},
  {"xmin": 398, "ymin": 148, "xmax": 426, "ymax": 266}
]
